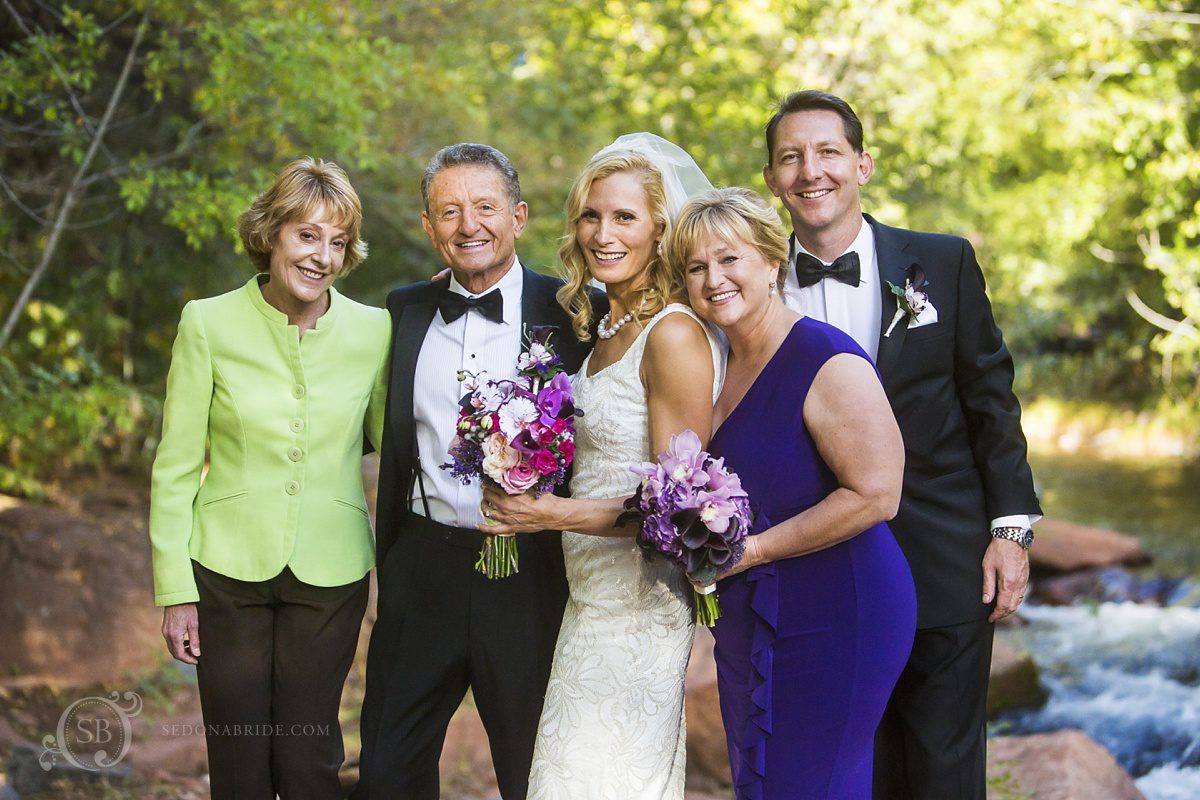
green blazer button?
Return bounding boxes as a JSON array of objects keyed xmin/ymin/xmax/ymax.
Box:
[
  {"xmin": 285, "ymin": 480, "xmax": 300, "ymax": 496},
  {"xmin": 288, "ymin": 447, "xmax": 303, "ymax": 462},
  {"xmin": 290, "ymin": 418, "xmax": 305, "ymax": 433},
  {"xmin": 293, "ymin": 384, "xmax": 306, "ymax": 399}
]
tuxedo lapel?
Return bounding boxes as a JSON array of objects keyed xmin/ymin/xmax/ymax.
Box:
[
  {"xmin": 390, "ymin": 288, "xmax": 440, "ymax": 460},
  {"xmin": 521, "ymin": 266, "xmax": 560, "ymax": 328},
  {"xmin": 869, "ymin": 214, "xmax": 918, "ymax": 382},
  {"xmin": 520, "ymin": 266, "xmax": 600, "ymax": 374}
]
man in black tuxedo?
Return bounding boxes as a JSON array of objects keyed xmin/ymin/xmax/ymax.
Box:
[
  {"xmin": 762, "ymin": 91, "xmax": 1041, "ymax": 799},
  {"xmin": 354, "ymin": 143, "xmax": 601, "ymax": 799}
]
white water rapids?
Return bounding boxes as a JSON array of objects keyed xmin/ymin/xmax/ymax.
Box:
[{"xmin": 996, "ymin": 602, "xmax": 1200, "ymax": 800}]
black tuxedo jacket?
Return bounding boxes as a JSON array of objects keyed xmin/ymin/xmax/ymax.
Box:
[
  {"xmin": 373, "ymin": 266, "xmax": 603, "ymax": 569},
  {"xmin": 865, "ymin": 214, "xmax": 1041, "ymax": 628}
]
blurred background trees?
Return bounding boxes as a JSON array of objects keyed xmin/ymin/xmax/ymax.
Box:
[{"xmin": 1, "ymin": 0, "xmax": 1197, "ymax": 494}]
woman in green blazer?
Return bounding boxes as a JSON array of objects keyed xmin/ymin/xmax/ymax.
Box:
[{"xmin": 149, "ymin": 157, "xmax": 389, "ymax": 799}]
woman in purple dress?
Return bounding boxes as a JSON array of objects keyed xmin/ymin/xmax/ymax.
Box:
[{"xmin": 668, "ymin": 187, "xmax": 917, "ymax": 800}]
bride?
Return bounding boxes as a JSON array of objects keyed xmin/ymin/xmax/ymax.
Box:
[{"xmin": 480, "ymin": 133, "xmax": 719, "ymax": 799}]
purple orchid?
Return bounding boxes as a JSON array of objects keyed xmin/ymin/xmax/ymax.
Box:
[
  {"xmin": 536, "ymin": 384, "xmax": 568, "ymax": 426},
  {"xmin": 619, "ymin": 428, "xmax": 752, "ymax": 626},
  {"xmin": 659, "ymin": 430, "xmax": 711, "ymax": 489}
]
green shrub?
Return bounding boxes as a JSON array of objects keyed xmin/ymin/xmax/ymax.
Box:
[{"xmin": 0, "ymin": 354, "xmax": 160, "ymax": 498}]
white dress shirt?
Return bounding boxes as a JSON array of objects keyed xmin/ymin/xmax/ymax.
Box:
[
  {"xmin": 411, "ymin": 258, "xmax": 525, "ymax": 528},
  {"xmin": 780, "ymin": 218, "xmax": 1032, "ymax": 533},
  {"xmin": 780, "ymin": 218, "xmax": 882, "ymax": 363}
]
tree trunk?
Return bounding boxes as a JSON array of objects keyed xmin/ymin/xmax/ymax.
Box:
[{"xmin": 0, "ymin": 3, "xmax": 153, "ymax": 352}]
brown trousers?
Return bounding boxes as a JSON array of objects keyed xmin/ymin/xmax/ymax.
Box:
[{"xmin": 193, "ymin": 561, "xmax": 368, "ymax": 800}]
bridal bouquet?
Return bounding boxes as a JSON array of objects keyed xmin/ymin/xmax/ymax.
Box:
[
  {"xmin": 618, "ymin": 429, "xmax": 751, "ymax": 626},
  {"xmin": 442, "ymin": 325, "xmax": 579, "ymax": 578}
]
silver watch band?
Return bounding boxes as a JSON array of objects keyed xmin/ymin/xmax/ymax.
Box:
[{"xmin": 991, "ymin": 525, "xmax": 1033, "ymax": 549}]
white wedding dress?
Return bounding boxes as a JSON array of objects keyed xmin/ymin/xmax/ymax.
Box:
[{"xmin": 526, "ymin": 304, "xmax": 722, "ymax": 800}]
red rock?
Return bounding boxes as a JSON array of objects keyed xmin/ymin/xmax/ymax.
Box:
[
  {"xmin": 131, "ymin": 718, "xmax": 208, "ymax": 777},
  {"xmin": 685, "ymin": 630, "xmax": 732, "ymax": 790},
  {"xmin": 987, "ymin": 729, "xmax": 1145, "ymax": 800},
  {"xmin": 0, "ymin": 503, "xmax": 161, "ymax": 687},
  {"xmin": 1033, "ymin": 570, "xmax": 1102, "ymax": 605},
  {"xmin": 1032, "ymin": 519, "xmax": 1148, "ymax": 573},
  {"xmin": 987, "ymin": 638, "xmax": 1046, "ymax": 716}
]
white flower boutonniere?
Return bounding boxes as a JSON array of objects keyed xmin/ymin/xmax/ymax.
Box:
[{"xmin": 884, "ymin": 265, "xmax": 931, "ymax": 337}]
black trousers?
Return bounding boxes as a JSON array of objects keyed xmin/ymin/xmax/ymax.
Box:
[
  {"xmin": 193, "ymin": 561, "xmax": 368, "ymax": 800},
  {"xmin": 873, "ymin": 616, "xmax": 995, "ymax": 800},
  {"xmin": 354, "ymin": 513, "xmax": 568, "ymax": 800}
]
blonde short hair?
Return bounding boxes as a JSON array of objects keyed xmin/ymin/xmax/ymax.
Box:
[
  {"xmin": 238, "ymin": 157, "xmax": 368, "ymax": 275},
  {"xmin": 556, "ymin": 151, "xmax": 679, "ymax": 342},
  {"xmin": 667, "ymin": 187, "xmax": 789, "ymax": 284}
]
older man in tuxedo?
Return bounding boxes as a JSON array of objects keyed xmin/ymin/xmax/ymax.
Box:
[
  {"xmin": 762, "ymin": 90, "xmax": 1041, "ymax": 799},
  {"xmin": 354, "ymin": 143, "xmax": 602, "ymax": 799}
]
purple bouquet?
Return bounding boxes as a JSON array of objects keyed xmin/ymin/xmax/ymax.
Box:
[
  {"xmin": 442, "ymin": 325, "xmax": 580, "ymax": 578},
  {"xmin": 618, "ymin": 429, "xmax": 751, "ymax": 626}
]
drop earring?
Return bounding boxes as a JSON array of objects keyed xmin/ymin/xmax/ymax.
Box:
[{"xmin": 769, "ymin": 281, "xmax": 777, "ymax": 297}]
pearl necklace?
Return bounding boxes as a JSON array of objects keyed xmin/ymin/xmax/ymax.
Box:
[{"xmin": 597, "ymin": 309, "xmax": 635, "ymax": 339}]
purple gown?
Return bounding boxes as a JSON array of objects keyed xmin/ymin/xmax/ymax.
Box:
[{"xmin": 711, "ymin": 318, "xmax": 917, "ymax": 800}]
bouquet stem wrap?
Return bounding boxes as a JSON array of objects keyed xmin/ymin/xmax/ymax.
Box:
[{"xmin": 693, "ymin": 582, "xmax": 721, "ymax": 627}]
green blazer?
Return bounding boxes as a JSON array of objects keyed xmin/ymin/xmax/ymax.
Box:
[{"xmin": 149, "ymin": 275, "xmax": 390, "ymax": 606}]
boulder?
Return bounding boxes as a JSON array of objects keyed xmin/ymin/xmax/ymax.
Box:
[
  {"xmin": 128, "ymin": 694, "xmax": 208, "ymax": 779},
  {"xmin": 987, "ymin": 729, "xmax": 1145, "ymax": 800},
  {"xmin": 1034, "ymin": 567, "xmax": 1183, "ymax": 606},
  {"xmin": 1033, "ymin": 570, "xmax": 1103, "ymax": 605},
  {"xmin": 1032, "ymin": 519, "xmax": 1148, "ymax": 573},
  {"xmin": 0, "ymin": 497, "xmax": 162, "ymax": 688},
  {"xmin": 987, "ymin": 638, "xmax": 1046, "ymax": 716}
]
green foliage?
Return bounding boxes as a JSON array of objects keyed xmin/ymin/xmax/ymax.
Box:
[
  {"xmin": 1, "ymin": 0, "xmax": 1198, "ymax": 473},
  {"xmin": 985, "ymin": 766, "xmax": 1032, "ymax": 800},
  {"xmin": 0, "ymin": 348, "xmax": 159, "ymax": 498}
]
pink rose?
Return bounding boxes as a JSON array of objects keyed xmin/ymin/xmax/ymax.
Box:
[
  {"xmin": 481, "ymin": 433, "xmax": 521, "ymax": 483},
  {"xmin": 531, "ymin": 449, "xmax": 558, "ymax": 475},
  {"xmin": 559, "ymin": 440, "xmax": 576, "ymax": 462},
  {"xmin": 551, "ymin": 418, "xmax": 568, "ymax": 434},
  {"xmin": 536, "ymin": 426, "xmax": 556, "ymax": 445},
  {"xmin": 499, "ymin": 460, "xmax": 540, "ymax": 494}
]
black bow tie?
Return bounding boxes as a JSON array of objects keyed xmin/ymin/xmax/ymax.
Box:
[
  {"xmin": 438, "ymin": 288, "xmax": 504, "ymax": 324},
  {"xmin": 793, "ymin": 251, "xmax": 861, "ymax": 288}
]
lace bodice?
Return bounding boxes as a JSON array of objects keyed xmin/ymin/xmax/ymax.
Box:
[{"xmin": 570, "ymin": 303, "xmax": 721, "ymax": 500}]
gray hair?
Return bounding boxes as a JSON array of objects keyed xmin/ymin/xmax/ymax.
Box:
[{"xmin": 420, "ymin": 143, "xmax": 522, "ymax": 212}]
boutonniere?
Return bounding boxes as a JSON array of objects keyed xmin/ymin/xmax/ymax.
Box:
[{"xmin": 884, "ymin": 266, "xmax": 930, "ymax": 338}]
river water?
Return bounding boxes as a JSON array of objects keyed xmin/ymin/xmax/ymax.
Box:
[{"xmin": 992, "ymin": 451, "xmax": 1200, "ymax": 799}]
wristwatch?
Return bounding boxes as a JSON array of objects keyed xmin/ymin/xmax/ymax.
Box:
[{"xmin": 991, "ymin": 525, "xmax": 1034, "ymax": 549}]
